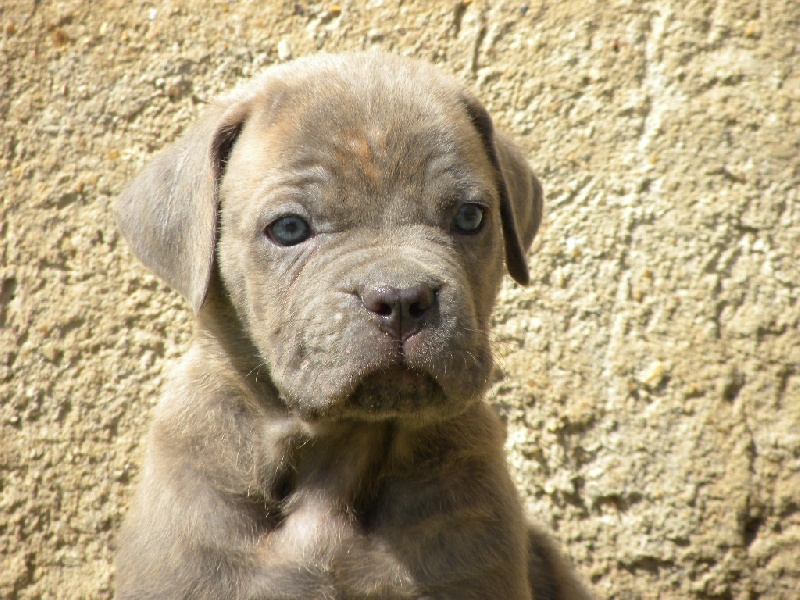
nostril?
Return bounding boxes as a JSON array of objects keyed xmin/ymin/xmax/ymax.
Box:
[
  {"xmin": 406, "ymin": 285, "xmax": 435, "ymax": 316},
  {"xmin": 374, "ymin": 302, "xmax": 393, "ymax": 317},
  {"xmin": 409, "ymin": 302, "xmax": 425, "ymax": 318},
  {"xmin": 361, "ymin": 286, "xmax": 401, "ymax": 318}
]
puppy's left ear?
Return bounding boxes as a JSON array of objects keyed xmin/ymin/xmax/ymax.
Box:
[{"xmin": 462, "ymin": 95, "xmax": 543, "ymax": 285}]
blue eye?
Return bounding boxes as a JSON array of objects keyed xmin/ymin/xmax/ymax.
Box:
[
  {"xmin": 452, "ymin": 203, "xmax": 485, "ymax": 234},
  {"xmin": 266, "ymin": 215, "xmax": 312, "ymax": 246}
]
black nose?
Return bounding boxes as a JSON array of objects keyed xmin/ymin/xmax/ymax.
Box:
[{"xmin": 360, "ymin": 284, "xmax": 437, "ymax": 340}]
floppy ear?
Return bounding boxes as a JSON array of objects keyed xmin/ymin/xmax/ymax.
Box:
[
  {"xmin": 114, "ymin": 102, "xmax": 249, "ymax": 312},
  {"xmin": 461, "ymin": 95, "xmax": 543, "ymax": 285}
]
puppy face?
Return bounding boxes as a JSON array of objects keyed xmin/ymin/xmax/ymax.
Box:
[
  {"xmin": 115, "ymin": 52, "xmax": 542, "ymax": 424},
  {"xmin": 217, "ymin": 79, "xmax": 504, "ymax": 421}
]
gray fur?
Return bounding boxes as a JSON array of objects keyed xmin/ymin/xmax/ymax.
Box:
[{"xmin": 115, "ymin": 52, "xmax": 593, "ymax": 600}]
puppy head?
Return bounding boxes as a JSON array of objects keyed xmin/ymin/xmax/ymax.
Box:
[{"xmin": 116, "ymin": 52, "xmax": 543, "ymax": 422}]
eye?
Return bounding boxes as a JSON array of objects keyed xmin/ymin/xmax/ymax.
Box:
[
  {"xmin": 266, "ymin": 215, "xmax": 312, "ymax": 246},
  {"xmin": 452, "ymin": 203, "xmax": 485, "ymax": 234}
]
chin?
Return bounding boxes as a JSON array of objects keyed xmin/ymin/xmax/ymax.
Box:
[{"xmin": 281, "ymin": 363, "xmax": 482, "ymax": 424}]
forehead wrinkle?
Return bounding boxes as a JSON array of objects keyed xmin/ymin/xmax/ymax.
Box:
[
  {"xmin": 244, "ymin": 71, "xmax": 497, "ymax": 228},
  {"xmin": 258, "ymin": 165, "xmax": 332, "ymax": 190},
  {"xmin": 243, "ymin": 164, "xmax": 332, "ymax": 219}
]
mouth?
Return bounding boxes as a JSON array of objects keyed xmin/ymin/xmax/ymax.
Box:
[{"xmin": 344, "ymin": 364, "xmax": 447, "ymax": 417}]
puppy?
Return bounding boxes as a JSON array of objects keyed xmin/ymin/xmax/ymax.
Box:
[{"xmin": 115, "ymin": 52, "xmax": 593, "ymax": 600}]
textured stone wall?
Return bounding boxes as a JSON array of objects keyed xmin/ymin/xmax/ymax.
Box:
[{"xmin": 2, "ymin": 1, "xmax": 797, "ymax": 597}]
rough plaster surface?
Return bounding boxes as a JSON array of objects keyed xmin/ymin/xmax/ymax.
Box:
[{"xmin": 1, "ymin": 1, "xmax": 798, "ymax": 598}]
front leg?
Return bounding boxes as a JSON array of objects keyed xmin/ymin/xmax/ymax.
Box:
[
  {"xmin": 527, "ymin": 525, "xmax": 596, "ymax": 600},
  {"xmin": 119, "ymin": 456, "xmax": 350, "ymax": 600},
  {"xmin": 361, "ymin": 465, "xmax": 531, "ymax": 599},
  {"xmin": 333, "ymin": 408, "xmax": 533, "ymax": 600},
  {"xmin": 117, "ymin": 458, "xmax": 267, "ymax": 600}
]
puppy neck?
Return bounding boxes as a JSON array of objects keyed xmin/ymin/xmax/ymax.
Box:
[{"xmin": 194, "ymin": 272, "xmax": 272, "ymax": 382}]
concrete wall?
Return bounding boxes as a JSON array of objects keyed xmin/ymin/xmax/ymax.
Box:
[{"xmin": 2, "ymin": 1, "xmax": 798, "ymax": 597}]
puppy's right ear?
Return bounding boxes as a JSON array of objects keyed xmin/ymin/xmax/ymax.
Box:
[{"xmin": 115, "ymin": 102, "xmax": 249, "ymax": 312}]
